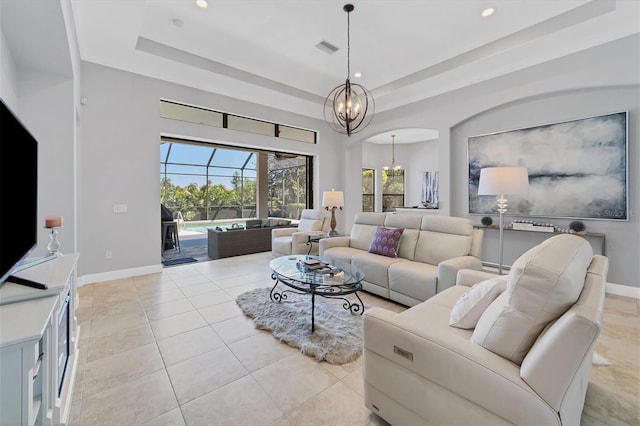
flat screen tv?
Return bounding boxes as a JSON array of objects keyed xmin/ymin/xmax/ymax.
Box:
[{"xmin": 0, "ymin": 98, "xmax": 38, "ymax": 287}]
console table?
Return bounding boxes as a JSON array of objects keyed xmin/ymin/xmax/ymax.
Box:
[
  {"xmin": 0, "ymin": 254, "xmax": 79, "ymax": 426},
  {"xmin": 478, "ymin": 226, "xmax": 606, "ymax": 270}
]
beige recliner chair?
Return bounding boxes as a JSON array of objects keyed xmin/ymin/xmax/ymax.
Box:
[
  {"xmin": 271, "ymin": 209, "xmax": 329, "ymax": 256},
  {"xmin": 363, "ymin": 234, "xmax": 608, "ymax": 425}
]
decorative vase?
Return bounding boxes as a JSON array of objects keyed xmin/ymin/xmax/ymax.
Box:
[{"xmin": 47, "ymin": 227, "xmax": 61, "ymax": 254}]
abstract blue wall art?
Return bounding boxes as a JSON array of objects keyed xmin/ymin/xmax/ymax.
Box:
[{"xmin": 468, "ymin": 111, "xmax": 628, "ymax": 220}]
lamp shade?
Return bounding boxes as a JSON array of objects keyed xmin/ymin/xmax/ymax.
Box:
[
  {"xmin": 478, "ymin": 167, "xmax": 529, "ymax": 195},
  {"xmin": 322, "ymin": 190, "xmax": 344, "ymax": 208}
]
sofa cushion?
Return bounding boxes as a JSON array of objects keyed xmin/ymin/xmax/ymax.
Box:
[
  {"xmin": 449, "ymin": 277, "xmax": 506, "ymax": 329},
  {"xmin": 414, "ymin": 231, "xmax": 472, "ymax": 265},
  {"xmin": 321, "ymin": 246, "xmax": 362, "ymax": 273},
  {"xmin": 350, "ymin": 213, "xmax": 387, "ymax": 251},
  {"xmin": 471, "ymin": 234, "xmax": 593, "ymax": 364},
  {"xmin": 381, "ymin": 214, "xmax": 422, "ymax": 260},
  {"xmin": 369, "ymin": 227, "xmax": 404, "ymax": 258},
  {"xmin": 298, "ymin": 218, "xmax": 324, "ymax": 232},
  {"xmin": 388, "ymin": 261, "xmax": 438, "ymax": 303},
  {"xmin": 352, "ymin": 252, "xmax": 408, "ymax": 289}
]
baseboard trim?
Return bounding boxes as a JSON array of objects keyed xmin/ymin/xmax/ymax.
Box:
[
  {"xmin": 606, "ymin": 282, "xmax": 640, "ymax": 299},
  {"xmin": 78, "ymin": 264, "xmax": 162, "ymax": 286}
]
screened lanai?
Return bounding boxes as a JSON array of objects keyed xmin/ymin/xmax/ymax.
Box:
[{"xmin": 160, "ymin": 139, "xmax": 312, "ymax": 234}]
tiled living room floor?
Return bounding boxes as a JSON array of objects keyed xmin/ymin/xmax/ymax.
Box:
[{"xmin": 70, "ymin": 252, "xmax": 639, "ymax": 425}]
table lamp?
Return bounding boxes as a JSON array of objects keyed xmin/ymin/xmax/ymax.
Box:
[
  {"xmin": 478, "ymin": 167, "xmax": 529, "ymax": 274},
  {"xmin": 322, "ymin": 189, "xmax": 344, "ymax": 236}
]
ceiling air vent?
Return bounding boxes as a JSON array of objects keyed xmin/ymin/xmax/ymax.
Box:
[{"xmin": 316, "ymin": 40, "xmax": 339, "ymax": 55}]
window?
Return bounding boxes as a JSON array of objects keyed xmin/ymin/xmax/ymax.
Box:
[
  {"xmin": 160, "ymin": 99, "xmax": 316, "ymax": 144},
  {"xmin": 268, "ymin": 154, "xmax": 310, "ymax": 219},
  {"xmin": 362, "ymin": 168, "xmax": 375, "ymax": 212},
  {"xmin": 382, "ymin": 169, "xmax": 405, "ymax": 212}
]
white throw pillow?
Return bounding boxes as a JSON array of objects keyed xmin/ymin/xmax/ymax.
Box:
[{"xmin": 449, "ymin": 277, "xmax": 506, "ymax": 329}]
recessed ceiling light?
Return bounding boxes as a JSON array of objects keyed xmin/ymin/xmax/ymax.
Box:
[
  {"xmin": 354, "ymin": 72, "xmax": 362, "ymax": 78},
  {"xmin": 481, "ymin": 7, "xmax": 495, "ymax": 17},
  {"xmin": 196, "ymin": 0, "xmax": 208, "ymax": 9}
]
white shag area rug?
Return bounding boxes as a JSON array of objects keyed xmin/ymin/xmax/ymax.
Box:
[{"xmin": 236, "ymin": 287, "xmax": 362, "ymax": 365}]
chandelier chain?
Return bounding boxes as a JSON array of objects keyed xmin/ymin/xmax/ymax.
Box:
[{"xmin": 346, "ymin": 8, "xmax": 351, "ymax": 79}]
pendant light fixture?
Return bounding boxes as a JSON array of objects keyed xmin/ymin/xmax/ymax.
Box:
[
  {"xmin": 323, "ymin": 4, "xmax": 374, "ymax": 137},
  {"xmin": 383, "ymin": 134, "xmax": 401, "ymax": 171}
]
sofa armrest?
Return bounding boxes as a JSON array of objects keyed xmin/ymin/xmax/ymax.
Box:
[
  {"xmin": 456, "ymin": 269, "xmax": 501, "ymax": 287},
  {"xmin": 437, "ymin": 256, "xmax": 483, "ymax": 292},
  {"xmin": 318, "ymin": 236, "xmax": 351, "ymax": 256},
  {"xmin": 271, "ymin": 227, "xmax": 297, "ymax": 238},
  {"xmin": 363, "ymin": 305, "xmax": 558, "ymax": 425},
  {"xmin": 290, "ymin": 231, "xmax": 322, "ymax": 254}
]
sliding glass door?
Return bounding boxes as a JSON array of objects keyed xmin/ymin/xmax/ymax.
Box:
[{"xmin": 160, "ymin": 139, "xmax": 312, "ymax": 227}]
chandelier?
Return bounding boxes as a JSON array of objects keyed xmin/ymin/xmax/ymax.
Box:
[
  {"xmin": 383, "ymin": 134, "xmax": 401, "ymax": 171},
  {"xmin": 323, "ymin": 4, "xmax": 374, "ymax": 137}
]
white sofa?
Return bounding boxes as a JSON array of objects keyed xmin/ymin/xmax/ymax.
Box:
[
  {"xmin": 271, "ymin": 209, "xmax": 329, "ymax": 256},
  {"xmin": 319, "ymin": 212, "xmax": 484, "ymax": 306},
  {"xmin": 363, "ymin": 233, "xmax": 608, "ymax": 425}
]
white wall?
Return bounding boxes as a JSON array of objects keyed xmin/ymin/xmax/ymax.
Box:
[
  {"xmin": 405, "ymin": 140, "xmax": 439, "ymax": 207},
  {"xmin": 0, "ymin": 0, "xmax": 78, "ymax": 267},
  {"xmin": 362, "ymin": 141, "xmax": 439, "ymax": 210},
  {"xmin": 0, "ymin": 26, "xmax": 18, "ymax": 107},
  {"xmin": 79, "ymin": 62, "xmax": 346, "ymax": 278},
  {"xmin": 356, "ymin": 35, "xmax": 640, "ymax": 288},
  {"xmin": 450, "ymin": 85, "xmax": 639, "ymax": 288}
]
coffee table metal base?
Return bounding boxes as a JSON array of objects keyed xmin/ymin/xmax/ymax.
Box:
[{"xmin": 269, "ymin": 273, "xmax": 364, "ymax": 332}]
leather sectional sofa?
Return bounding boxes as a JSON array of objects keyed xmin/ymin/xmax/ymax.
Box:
[
  {"xmin": 362, "ymin": 233, "xmax": 608, "ymax": 425},
  {"xmin": 319, "ymin": 212, "xmax": 484, "ymax": 306}
]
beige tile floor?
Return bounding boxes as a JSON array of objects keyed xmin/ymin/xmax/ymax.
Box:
[{"xmin": 69, "ymin": 252, "xmax": 639, "ymax": 425}]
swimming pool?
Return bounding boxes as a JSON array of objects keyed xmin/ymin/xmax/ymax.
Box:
[
  {"xmin": 179, "ymin": 218, "xmax": 299, "ymax": 234},
  {"xmin": 180, "ymin": 219, "xmax": 246, "ymax": 233}
]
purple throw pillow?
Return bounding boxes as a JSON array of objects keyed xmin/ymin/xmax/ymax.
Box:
[{"xmin": 369, "ymin": 226, "xmax": 404, "ymax": 258}]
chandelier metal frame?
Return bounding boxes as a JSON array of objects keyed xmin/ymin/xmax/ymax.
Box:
[{"xmin": 323, "ymin": 4, "xmax": 375, "ymax": 137}]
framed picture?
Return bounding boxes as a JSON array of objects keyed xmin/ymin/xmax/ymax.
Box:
[
  {"xmin": 421, "ymin": 171, "xmax": 439, "ymax": 208},
  {"xmin": 468, "ymin": 111, "xmax": 628, "ymax": 220}
]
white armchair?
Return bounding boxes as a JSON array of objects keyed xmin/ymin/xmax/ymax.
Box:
[{"xmin": 271, "ymin": 209, "xmax": 329, "ymax": 256}]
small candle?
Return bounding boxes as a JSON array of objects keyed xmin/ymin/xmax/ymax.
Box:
[{"xmin": 45, "ymin": 216, "xmax": 63, "ymax": 228}]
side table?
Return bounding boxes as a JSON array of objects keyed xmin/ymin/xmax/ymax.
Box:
[{"xmin": 306, "ymin": 233, "xmax": 343, "ymax": 255}]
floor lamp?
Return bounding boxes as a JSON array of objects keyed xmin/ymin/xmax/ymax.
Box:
[
  {"xmin": 478, "ymin": 167, "xmax": 529, "ymax": 275},
  {"xmin": 322, "ymin": 189, "xmax": 344, "ymax": 236}
]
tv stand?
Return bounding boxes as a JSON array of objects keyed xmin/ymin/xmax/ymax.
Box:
[{"xmin": 6, "ymin": 275, "xmax": 48, "ymax": 290}]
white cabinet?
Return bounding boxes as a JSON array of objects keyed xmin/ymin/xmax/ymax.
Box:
[
  {"xmin": 0, "ymin": 254, "xmax": 79, "ymax": 426},
  {"xmin": 0, "ymin": 296, "xmax": 57, "ymax": 425}
]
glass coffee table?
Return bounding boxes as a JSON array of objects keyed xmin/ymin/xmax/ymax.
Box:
[{"xmin": 269, "ymin": 255, "xmax": 365, "ymax": 332}]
